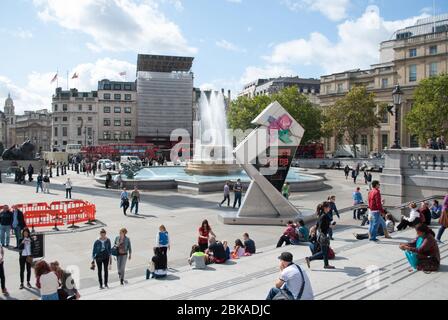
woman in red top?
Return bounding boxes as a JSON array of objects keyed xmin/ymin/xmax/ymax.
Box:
[{"xmin": 198, "ymin": 220, "xmax": 216, "ymax": 252}]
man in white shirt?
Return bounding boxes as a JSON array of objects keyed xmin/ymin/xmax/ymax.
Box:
[{"xmin": 266, "ymin": 252, "xmax": 314, "ymax": 300}]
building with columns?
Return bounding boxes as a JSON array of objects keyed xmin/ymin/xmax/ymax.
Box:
[
  {"xmin": 1, "ymin": 94, "xmax": 52, "ymax": 152},
  {"xmin": 318, "ymin": 14, "xmax": 448, "ymax": 156}
]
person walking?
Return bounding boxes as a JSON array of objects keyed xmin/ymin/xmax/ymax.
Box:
[
  {"xmin": 27, "ymin": 164, "xmax": 34, "ymax": 182},
  {"xmin": 368, "ymin": 181, "xmax": 391, "ymax": 241},
  {"xmin": 105, "ymin": 171, "xmax": 112, "ymax": 189},
  {"xmin": 0, "ymin": 247, "xmax": 9, "ymax": 296},
  {"xmin": 305, "ymin": 202, "xmax": 335, "ymax": 269},
  {"xmin": 366, "ymin": 172, "xmax": 373, "ymax": 190},
  {"xmin": 43, "ymin": 173, "xmax": 50, "ymax": 194},
  {"xmin": 21, "ymin": 166, "xmax": 26, "ymax": 184},
  {"xmin": 113, "ymin": 228, "xmax": 132, "ymax": 285},
  {"xmin": 282, "ymin": 182, "xmax": 290, "ymax": 200},
  {"xmin": 436, "ymin": 194, "xmax": 448, "ymax": 242},
  {"xmin": 130, "ymin": 186, "xmax": 140, "ymax": 215},
  {"xmin": 11, "ymin": 205, "xmax": 26, "ymax": 249},
  {"xmin": 198, "ymin": 220, "xmax": 216, "ymax": 252},
  {"xmin": 351, "ymin": 169, "xmax": 358, "ymax": 184},
  {"xmin": 327, "ymin": 195, "xmax": 340, "ymax": 240},
  {"xmin": 156, "ymin": 225, "xmax": 170, "ymax": 256},
  {"xmin": 352, "ymin": 187, "xmax": 364, "ymax": 220},
  {"xmin": 0, "ymin": 205, "xmax": 13, "ymax": 247},
  {"xmin": 36, "ymin": 173, "xmax": 44, "ymax": 193},
  {"xmin": 18, "ymin": 228, "xmax": 33, "ymax": 290},
  {"xmin": 266, "ymin": 252, "xmax": 314, "ymax": 300},
  {"xmin": 92, "ymin": 229, "xmax": 112, "ymax": 289},
  {"xmin": 64, "ymin": 178, "xmax": 73, "ymax": 199},
  {"xmin": 120, "ymin": 188, "xmax": 130, "ymax": 216},
  {"xmin": 35, "ymin": 260, "xmax": 59, "ymax": 300},
  {"xmin": 219, "ymin": 182, "xmax": 231, "ymax": 207},
  {"xmin": 92, "ymin": 162, "xmax": 97, "ymax": 176},
  {"xmin": 233, "ymin": 179, "xmax": 243, "ymax": 209},
  {"xmin": 344, "ymin": 165, "xmax": 350, "ymax": 180}
]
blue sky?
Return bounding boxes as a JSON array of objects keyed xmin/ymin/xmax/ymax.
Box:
[{"xmin": 0, "ymin": 0, "xmax": 447, "ymax": 113}]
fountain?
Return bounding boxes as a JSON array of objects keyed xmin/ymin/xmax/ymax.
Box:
[{"xmin": 185, "ymin": 90, "xmax": 241, "ymax": 175}]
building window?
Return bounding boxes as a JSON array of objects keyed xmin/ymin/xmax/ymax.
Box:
[
  {"xmin": 77, "ymin": 117, "xmax": 82, "ymax": 121},
  {"xmin": 114, "ymin": 94, "xmax": 121, "ymax": 100},
  {"xmin": 104, "ymin": 94, "xmax": 111, "ymax": 100},
  {"xmin": 104, "ymin": 119, "xmax": 111, "ymax": 126},
  {"xmin": 88, "ymin": 117, "xmax": 92, "ymax": 122},
  {"xmin": 63, "ymin": 104, "xmax": 68, "ymax": 111},
  {"xmin": 337, "ymin": 83, "xmax": 343, "ymax": 93},
  {"xmin": 429, "ymin": 62, "xmax": 438, "ymax": 77},
  {"xmin": 125, "ymin": 120, "xmax": 132, "ymax": 126},
  {"xmin": 326, "ymin": 85, "xmax": 331, "ymax": 94},
  {"xmin": 54, "ymin": 104, "xmax": 58, "ymax": 112},
  {"xmin": 409, "ymin": 48, "xmax": 417, "ymax": 57},
  {"xmin": 114, "ymin": 107, "xmax": 121, "ymax": 113},
  {"xmin": 104, "ymin": 84, "xmax": 111, "ymax": 90},
  {"xmin": 114, "ymin": 131, "xmax": 121, "ymax": 140},
  {"xmin": 409, "ymin": 65, "xmax": 417, "ymax": 82},
  {"xmin": 124, "ymin": 84, "xmax": 132, "ymax": 90},
  {"xmin": 114, "ymin": 84, "xmax": 122, "ymax": 90},
  {"xmin": 54, "ymin": 117, "xmax": 58, "ymax": 122},
  {"xmin": 87, "ymin": 127, "xmax": 92, "ymax": 136},
  {"xmin": 78, "ymin": 105, "xmax": 82, "ymax": 111},
  {"xmin": 361, "ymin": 134, "xmax": 368, "ymax": 146},
  {"xmin": 124, "ymin": 107, "xmax": 132, "ymax": 114},
  {"xmin": 63, "ymin": 141, "xmax": 67, "ymax": 146},
  {"xmin": 429, "ymin": 45, "xmax": 437, "ymax": 55},
  {"xmin": 62, "ymin": 127, "xmax": 68, "ymax": 137},
  {"xmin": 381, "ymin": 78, "xmax": 388, "ymax": 89},
  {"xmin": 103, "ymin": 131, "xmax": 111, "ymax": 140},
  {"xmin": 77, "ymin": 141, "xmax": 82, "ymax": 145},
  {"xmin": 54, "ymin": 127, "xmax": 58, "ymax": 137},
  {"xmin": 104, "ymin": 106, "xmax": 111, "ymax": 113},
  {"xmin": 63, "ymin": 117, "xmax": 68, "ymax": 122},
  {"xmin": 125, "ymin": 94, "xmax": 132, "ymax": 101},
  {"xmin": 123, "ymin": 131, "xmax": 132, "ymax": 140},
  {"xmin": 114, "ymin": 120, "xmax": 121, "ymax": 126},
  {"xmin": 410, "ymin": 135, "xmax": 419, "ymax": 148},
  {"xmin": 78, "ymin": 127, "xmax": 82, "ymax": 136},
  {"xmin": 382, "ymin": 134, "xmax": 388, "ymax": 150},
  {"xmin": 381, "ymin": 110, "xmax": 388, "ymax": 124},
  {"xmin": 88, "ymin": 105, "xmax": 93, "ymax": 111}
]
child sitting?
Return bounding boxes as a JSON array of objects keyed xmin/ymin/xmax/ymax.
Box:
[{"xmin": 231, "ymin": 239, "xmax": 246, "ymax": 259}]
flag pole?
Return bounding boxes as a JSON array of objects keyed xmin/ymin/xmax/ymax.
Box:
[
  {"xmin": 57, "ymin": 68, "xmax": 59, "ymax": 88},
  {"xmin": 67, "ymin": 70, "xmax": 69, "ymax": 90}
]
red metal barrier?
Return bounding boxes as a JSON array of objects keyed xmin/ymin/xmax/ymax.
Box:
[{"xmin": 12, "ymin": 200, "xmax": 96, "ymax": 230}]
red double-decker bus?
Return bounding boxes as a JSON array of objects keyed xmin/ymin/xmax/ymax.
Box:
[
  {"xmin": 81, "ymin": 144, "xmax": 160, "ymax": 161},
  {"xmin": 296, "ymin": 143, "xmax": 325, "ymax": 159}
]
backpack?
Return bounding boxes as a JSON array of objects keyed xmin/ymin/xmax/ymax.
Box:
[{"xmin": 158, "ymin": 232, "xmax": 169, "ymax": 246}]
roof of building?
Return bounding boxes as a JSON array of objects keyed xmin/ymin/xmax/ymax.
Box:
[
  {"xmin": 137, "ymin": 54, "xmax": 194, "ymax": 73},
  {"xmin": 97, "ymin": 79, "xmax": 136, "ymax": 91},
  {"xmin": 4, "ymin": 92, "xmax": 13, "ymax": 106},
  {"xmin": 392, "ymin": 13, "xmax": 448, "ymax": 40}
]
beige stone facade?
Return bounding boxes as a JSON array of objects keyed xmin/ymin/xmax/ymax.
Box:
[
  {"xmin": 97, "ymin": 80, "xmax": 137, "ymax": 145},
  {"xmin": 319, "ymin": 15, "xmax": 448, "ymax": 156}
]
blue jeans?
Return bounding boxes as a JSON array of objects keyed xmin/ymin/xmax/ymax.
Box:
[
  {"xmin": 36, "ymin": 182, "xmax": 43, "ymax": 193},
  {"xmin": 266, "ymin": 287, "xmax": 294, "ymax": 300},
  {"xmin": 131, "ymin": 201, "xmax": 139, "ymax": 214},
  {"xmin": 13, "ymin": 226, "xmax": 22, "ymax": 247},
  {"xmin": 437, "ymin": 226, "xmax": 446, "ymax": 241},
  {"xmin": 233, "ymin": 192, "xmax": 242, "ymax": 208},
  {"xmin": 0, "ymin": 225, "xmax": 11, "ymax": 246},
  {"xmin": 41, "ymin": 292, "xmax": 59, "ymax": 300},
  {"xmin": 369, "ymin": 211, "xmax": 386, "ymax": 240}
]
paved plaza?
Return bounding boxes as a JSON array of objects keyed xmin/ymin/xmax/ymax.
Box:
[{"xmin": 0, "ymin": 169, "xmax": 446, "ymax": 300}]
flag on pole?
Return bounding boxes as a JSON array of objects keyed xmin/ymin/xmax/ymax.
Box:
[
  {"xmin": 71, "ymin": 72, "xmax": 79, "ymax": 79},
  {"xmin": 119, "ymin": 71, "xmax": 127, "ymax": 76},
  {"xmin": 51, "ymin": 73, "xmax": 58, "ymax": 83}
]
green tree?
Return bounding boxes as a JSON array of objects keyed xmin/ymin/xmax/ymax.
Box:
[
  {"xmin": 322, "ymin": 86, "xmax": 382, "ymax": 158},
  {"xmin": 405, "ymin": 73, "xmax": 448, "ymax": 145},
  {"xmin": 228, "ymin": 87, "xmax": 323, "ymax": 145}
]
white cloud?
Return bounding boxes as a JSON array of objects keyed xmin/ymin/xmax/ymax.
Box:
[
  {"xmin": 0, "ymin": 28, "xmax": 33, "ymax": 39},
  {"xmin": 0, "ymin": 58, "xmax": 136, "ymax": 114},
  {"xmin": 32, "ymin": 0, "xmax": 196, "ymax": 55},
  {"xmin": 239, "ymin": 65, "xmax": 295, "ymax": 85},
  {"xmin": 282, "ymin": 0, "xmax": 351, "ymax": 21},
  {"xmin": 216, "ymin": 39, "xmax": 246, "ymax": 53},
  {"xmin": 265, "ymin": 5, "xmax": 429, "ymax": 75}
]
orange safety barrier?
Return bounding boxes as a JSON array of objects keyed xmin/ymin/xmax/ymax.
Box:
[{"xmin": 12, "ymin": 200, "xmax": 96, "ymax": 231}]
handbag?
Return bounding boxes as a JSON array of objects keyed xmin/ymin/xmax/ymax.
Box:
[
  {"xmin": 111, "ymin": 246, "xmax": 118, "ymax": 257},
  {"xmin": 26, "ymin": 256, "xmax": 33, "ymax": 264}
]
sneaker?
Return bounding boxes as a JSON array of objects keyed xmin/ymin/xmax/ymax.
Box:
[
  {"xmin": 27, "ymin": 282, "xmax": 32, "ymax": 288},
  {"xmin": 120, "ymin": 279, "xmax": 124, "ymax": 285},
  {"xmin": 218, "ymin": 203, "xmax": 222, "ymax": 208},
  {"xmin": 99, "ymin": 285, "xmax": 104, "ymax": 290},
  {"xmin": 370, "ymin": 239, "xmax": 379, "ymax": 242},
  {"xmin": 104, "ymin": 284, "xmax": 109, "ymax": 289},
  {"xmin": 324, "ymin": 265, "xmax": 335, "ymax": 269},
  {"xmin": 19, "ymin": 284, "xmax": 24, "ymax": 290},
  {"xmin": 2, "ymin": 289, "xmax": 9, "ymax": 296},
  {"xmin": 305, "ymin": 257, "xmax": 311, "ymax": 269}
]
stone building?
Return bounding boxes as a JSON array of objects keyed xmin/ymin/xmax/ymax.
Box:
[
  {"xmin": 97, "ymin": 79, "xmax": 137, "ymax": 145},
  {"xmin": 239, "ymin": 76, "xmax": 321, "ymax": 104},
  {"xmin": 319, "ymin": 14, "xmax": 448, "ymax": 156},
  {"xmin": 51, "ymin": 88, "xmax": 98, "ymax": 150},
  {"xmin": 1, "ymin": 94, "xmax": 52, "ymax": 152}
]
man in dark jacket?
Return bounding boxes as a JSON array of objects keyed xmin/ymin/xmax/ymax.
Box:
[
  {"xmin": 27, "ymin": 164, "xmax": 34, "ymax": 182},
  {"xmin": 0, "ymin": 206, "xmax": 13, "ymax": 247},
  {"xmin": 11, "ymin": 205, "xmax": 26, "ymax": 248}
]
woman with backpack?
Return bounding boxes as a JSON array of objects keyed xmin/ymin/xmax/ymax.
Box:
[
  {"xmin": 156, "ymin": 225, "xmax": 170, "ymax": 257},
  {"xmin": 113, "ymin": 228, "xmax": 132, "ymax": 285},
  {"xmin": 50, "ymin": 261, "xmax": 80, "ymax": 300}
]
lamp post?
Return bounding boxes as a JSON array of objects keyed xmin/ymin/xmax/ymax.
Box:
[{"xmin": 391, "ymin": 85, "xmax": 403, "ymax": 149}]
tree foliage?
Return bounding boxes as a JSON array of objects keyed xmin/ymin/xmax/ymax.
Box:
[
  {"xmin": 405, "ymin": 73, "xmax": 448, "ymax": 145},
  {"xmin": 227, "ymin": 87, "xmax": 323, "ymax": 145},
  {"xmin": 322, "ymin": 86, "xmax": 382, "ymax": 158}
]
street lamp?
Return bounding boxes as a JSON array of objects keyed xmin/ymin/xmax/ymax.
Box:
[{"xmin": 391, "ymin": 85, "xmax": 403, "ymax": 149}]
